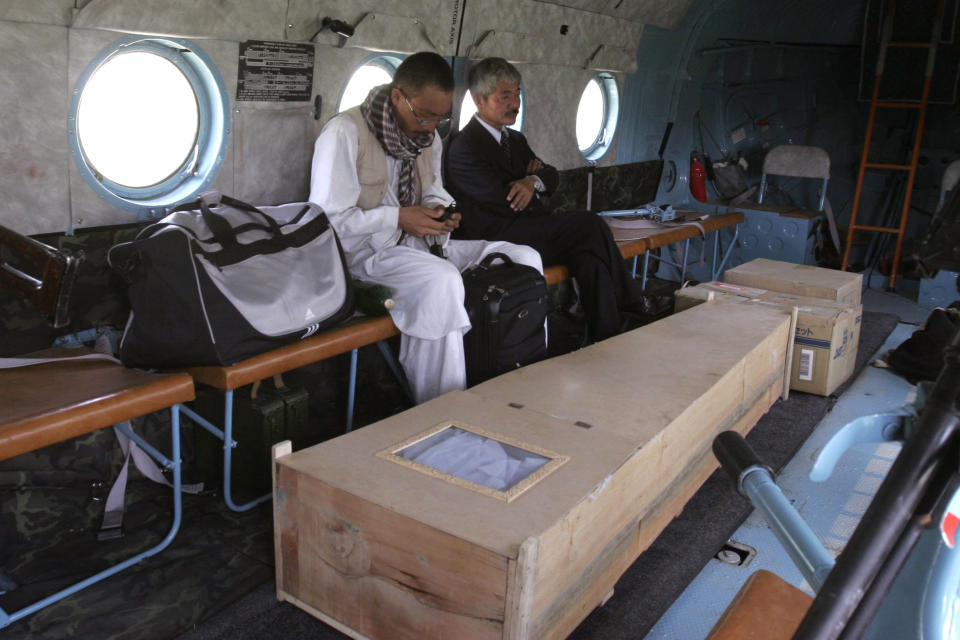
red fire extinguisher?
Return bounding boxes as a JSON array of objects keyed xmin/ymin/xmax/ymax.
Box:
[{"xmin": 690, "ymin": 152, "xmax": 707, "ymax": 202}]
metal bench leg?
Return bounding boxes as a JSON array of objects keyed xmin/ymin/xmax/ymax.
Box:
[
  {"xmin": 642, "ymin": 252, "xmax": 651, "ymax": 291},
  {"xmin": 375, "ymin": 340, "xmax": 415, "ymax": 405},
  {"xmin": 680, "ymin": 238, "xmax": 690, "ymax": 283},
  {"xmin": 712, "ymin": 231, "xmax": 719, "ymax": 279},
  {"xmin": 179, "ymin": 393, "xmax": 269, "ymax": 512},
  {"xmin": 346, "ymin": 348, "xmax": 358, "ymax": 433},
  {"xmin": 712, "ymin": 224, "xmax": 740, "ymax": 280},
  {"xmin": 0, "ymin": 405, "xmax": 185, "ymax": 629}
]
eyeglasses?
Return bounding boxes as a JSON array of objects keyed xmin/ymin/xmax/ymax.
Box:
[{"xmin": 399, "ymin": 90, "xmax": 451, "ymax": 127}]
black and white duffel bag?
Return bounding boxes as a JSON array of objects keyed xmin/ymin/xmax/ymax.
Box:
[{"xmin": 108, "ymin": 193, "xmax": 354, "ymax": 368}]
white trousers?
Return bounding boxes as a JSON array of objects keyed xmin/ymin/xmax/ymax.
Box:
[{"xmin": 351, "ymin": 238, "xmax": 543, "ymax": 404}]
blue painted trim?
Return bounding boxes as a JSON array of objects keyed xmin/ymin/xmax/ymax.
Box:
[
  {"xmin": 67, "ymin": 36, "xmax": 230, "ymax": 220},
  {"xmin": 581, "ymin": 73, "xmax": 620, "ymax": 161},
  {"xmin": 179, "ymin": 392, "xmax": 269, "ymax": 512},
  {"xmin": 220, "ymin": 390, "xmax": 270, "ymax": 512},
  {"xmin": 335, "ymin": 53, "xmax": 404, "ymax": 114}
]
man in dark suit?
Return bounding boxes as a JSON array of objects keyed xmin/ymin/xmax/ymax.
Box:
[{"xmin": 445, "ymin": 57, "xmax": 668, "ymax": 340}]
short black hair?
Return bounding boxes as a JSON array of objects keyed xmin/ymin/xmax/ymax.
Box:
[{"xmin": 392, "ymin": 51, "xmax": 454, "ymax": 95}]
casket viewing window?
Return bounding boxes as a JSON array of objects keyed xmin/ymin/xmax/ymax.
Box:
[{"xmin": 377, "ymin": 421, "xmax": 568, "ymax": 502}]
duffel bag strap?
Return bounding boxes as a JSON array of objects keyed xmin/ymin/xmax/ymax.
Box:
[
  {"xmin": 219, "ymin": 195, "xmax": 284, "ymax": 233},
  {"xmin": 172, "ymin": 193, "xmax": 284, "ymax": 239}
]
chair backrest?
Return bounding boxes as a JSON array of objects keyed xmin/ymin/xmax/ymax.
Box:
[
  {"xmin": 758, "ymin": 145, "xmax": 831, "ymax": 210},
  {"xmin": 941, "ymin": 159, "xmax": 960, "ymax": 205}
]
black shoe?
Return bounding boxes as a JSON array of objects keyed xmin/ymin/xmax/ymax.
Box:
[{"xmin": 623, "ymin": 294, "xmax": 673, "ymax": 317}]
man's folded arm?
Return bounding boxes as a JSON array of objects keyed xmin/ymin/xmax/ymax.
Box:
[
  {"xmin": 446, "ymin": 143, "xmax": 515, "ymax": 213},
  {"xmin": 516, "ymin": 135, "xmax": 559, "ymax": 194},
  {"xmin": 309, "ymin": 117, "xmax": 400, "ymax": 238}
]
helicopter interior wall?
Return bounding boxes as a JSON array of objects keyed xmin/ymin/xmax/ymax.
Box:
[
  {"xmin": 2, "ymin": 0, "xmax": 955, "ymax": 244},
  {"xmin": 617, "ymin": 0, "xmax": 868, "ymax": 212},
  {"xmin": 618, "ymin": 0, "xmax": 959, "ymax": 254},
  {"xmin": 0, "ymin": 0, "xmax": 681, "ymax": 236}
]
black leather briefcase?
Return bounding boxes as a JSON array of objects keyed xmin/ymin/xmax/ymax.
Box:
[{"xmin": 461, "ymin": 252, "xmax": 549, "ymax": 386}]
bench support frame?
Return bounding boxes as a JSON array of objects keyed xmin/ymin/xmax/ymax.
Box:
[{"xmin": 0, "ymin": 404, "xmax": 185, "ymax": 629}]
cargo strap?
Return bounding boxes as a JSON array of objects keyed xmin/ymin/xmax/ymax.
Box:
[{"xmin": 99, "ymin": 421, "xmax": 203, "ymax": 540}]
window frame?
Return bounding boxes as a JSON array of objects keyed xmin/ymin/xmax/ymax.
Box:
[
  {"xmin": 67, "ymin": 36, "xmax": 230, "ymax": 218},
  {"xmin": 577, "ymin": 72, "xmax": 620, "ymax": 161},
  {"xmin": 336, "ymin": 54, "xmax": 405, "ymax": 114}
]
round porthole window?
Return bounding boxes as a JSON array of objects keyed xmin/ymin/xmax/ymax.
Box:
[
  {"xmin": 576, "ymin": 73, "xmax": 619, "ymax": 160},
  {"xmin": 68, "ymin": 37, "xmax": 230, "ymax": 217},
  {"xmin": 458, "ymin": 89, "xmax": 524, "ymax": 132},
  {"xmin": 338, "ymin": 55, "xmax": 403, "ymax": 113}
]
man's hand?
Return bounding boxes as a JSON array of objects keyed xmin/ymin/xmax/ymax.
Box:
[
  {"xmin": 398, "ymin": 206, "xmax": 461, "ymax": 237},
  {"xmin": 506, "ymin": 177, "xmax": 537, "ymax": 211},
  {"xmin": 526, "ymin": 158, "xmax": 544, "ymax": 173}
]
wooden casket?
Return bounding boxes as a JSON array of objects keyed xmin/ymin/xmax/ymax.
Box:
[{"xmin": 272, "ymin": 301, "xmax": 791, "ymax": 640}]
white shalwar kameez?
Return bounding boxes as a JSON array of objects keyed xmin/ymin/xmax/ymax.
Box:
[{"xmin": 309, "ymin": 115, "xmax": 543, "ymax": 404}]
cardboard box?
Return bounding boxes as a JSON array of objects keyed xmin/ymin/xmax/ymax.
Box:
[
  {"xmin": 273, "ymin": 302, "xmax": 791, "ymax": 640},
  {"xmin": 724, "ymin": 258, "xmax": 863, "ymax": 306},
  {"xmin": 676, "ymin": 281, "xmax": 862, "ymax": 396}
]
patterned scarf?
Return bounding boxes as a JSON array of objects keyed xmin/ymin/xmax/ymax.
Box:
[{"xmin": 361, "ymin": 84, "xmax": 434, "ymax": 207}]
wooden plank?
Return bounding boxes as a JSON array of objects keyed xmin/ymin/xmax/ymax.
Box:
[
  {"xmin": 503, "ymin": 537, "xmax": 539, "ymax": 640},
  {"xmin": 525, "ymin": 347, "xmax": 787, "ymax": 636},
  {"xmin": 272, "ymin": 440, "xmax": 293, "ymax": 603},
  {"xmin": 470, "ymin": 301, "xmax": 789, "ymax": 445},
  {"xmin": 275, "ymin": 464, "xmax": 509, "ymax": 640},
  {"xmin": 279, "ymin": 591, "xmax": 375, "ymax": 640},
  {"xmin": 535, "ymin": 380, "xmax": 782, "ymax": 640}
]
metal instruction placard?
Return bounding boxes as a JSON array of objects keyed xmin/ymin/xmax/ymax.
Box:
[{"xmin": 237, "ymin": 40, "xmax": 314, "ymax": 102}]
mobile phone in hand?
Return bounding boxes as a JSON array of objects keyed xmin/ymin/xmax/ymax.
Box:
[{"xmin": 436, "ymin": 206, "xmax": 456, "ymax": 222}]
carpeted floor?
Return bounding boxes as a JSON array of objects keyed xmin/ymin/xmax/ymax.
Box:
[{"xmin": 172, "ymin": 310, "xmax": 901, "ymax": 640}]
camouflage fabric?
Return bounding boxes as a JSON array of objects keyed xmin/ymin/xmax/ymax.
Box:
[
  {"xmin": 544, "ymin": 160, "xmax": 665, "ymax": 213},
  {"xmin": 0, "ymin": 223, "xmax": 144, "ymax": 357},
  {"xmin": 0, "ymin": 411, "xmax": 274, "ymax": 640}
]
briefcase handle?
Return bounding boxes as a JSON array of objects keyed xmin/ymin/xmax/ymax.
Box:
[{"xmin": 476, "ymin": 252, "xmax": 516, "ymax": 270}]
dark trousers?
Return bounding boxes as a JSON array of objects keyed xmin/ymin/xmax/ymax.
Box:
[{"xmin": 485, "ymin": 210, "xmax": 643, "ymax": 340}]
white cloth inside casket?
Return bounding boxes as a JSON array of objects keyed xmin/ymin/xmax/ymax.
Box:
[{"xmin": 398, "ymin": 427, "xmax": 549, "ymax": 491}]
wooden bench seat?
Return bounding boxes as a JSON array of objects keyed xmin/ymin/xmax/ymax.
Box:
[
  {"xmin": 185, "ymin": 315, "xmax": 399, "ymax": 390},
  {"xmin": 706, "ymin": 570, "xmax": 813, "ymax": 640},
  {"xmin": 0, "ymin": 349, "xmax": 194, "ymax": 461},
  {"xmin": 186, "ymin": 212, "xmax": 743, "ymax": 393}
]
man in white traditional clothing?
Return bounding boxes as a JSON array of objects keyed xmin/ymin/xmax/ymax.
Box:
[{"xmin": 309, "ymin": 51, "xmax": 543, "ymax": 404}]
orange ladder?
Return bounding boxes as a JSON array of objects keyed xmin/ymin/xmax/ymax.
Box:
[{"xmin": 841, "ymin": 0, "xmax": 945, "ymax": 288}]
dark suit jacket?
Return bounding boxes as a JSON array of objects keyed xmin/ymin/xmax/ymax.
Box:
[{"xmin": 445, "ymin": 117, "xmax": 559, "ymax": 241}]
